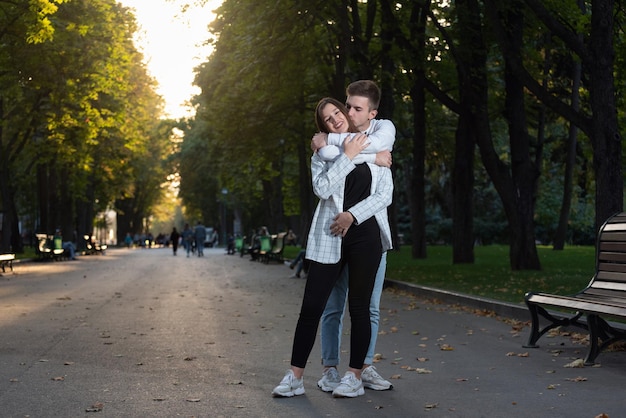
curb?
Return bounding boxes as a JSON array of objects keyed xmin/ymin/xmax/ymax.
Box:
[{"xmin": 385, "ymin": 279, "xmax": 530, "ymax": 322}]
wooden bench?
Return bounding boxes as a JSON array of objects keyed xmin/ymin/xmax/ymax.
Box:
[
  {"xmin": 0, "ymin": 253, "xmax": 15, "ymax": 273},
  {"xmin": 524, "ymin": 211, "xmax": 626, "ymax": 365},
  {"xmin": 35, "ymin": 233, "xmax": 66, "ymax": 260},
  {"xmin": 83, "ymin": 235, "xmax": 107, "ymax": 255},
  {"xmin": 264, "ymin": 232, "xmax": 286, "ymax": 264}
]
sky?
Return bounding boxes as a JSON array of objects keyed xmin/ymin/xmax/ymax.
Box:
[{"xmin": 119, "ymin": 0, "xmax": 222, "ymax": 119}]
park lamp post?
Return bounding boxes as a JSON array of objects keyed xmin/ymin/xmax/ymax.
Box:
[{"xmin": 221, "ymin": 188, "xmax": 228, "ymax": 247}]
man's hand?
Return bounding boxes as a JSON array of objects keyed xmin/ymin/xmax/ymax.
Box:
[
  {"xmin": 375, "ymin": 150, "xmax": 392, "ymax": 168},
  {"xmin": 343, "ymin": 133, "xmax": 369, "ymax": 159},
  {"xmin": 311, "ymin": 132, "xmax": 328, "ymax": 152},
  {"xmin": 330, "ymin": 212, "xmax": 354, "ymax": 237}
]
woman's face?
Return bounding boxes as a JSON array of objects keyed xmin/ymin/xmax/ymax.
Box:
[{"xmin": 320, "ymin": 103, "xmax": 350, "ymax": 133}]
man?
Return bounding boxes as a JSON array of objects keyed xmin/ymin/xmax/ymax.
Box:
[
  {"xmin": 194, "ymin": 221, "xmax": 206, "ymax": 257},
  {"xmin": 311, "ymin": 80, "xmax": 395, "ymax": 393}
]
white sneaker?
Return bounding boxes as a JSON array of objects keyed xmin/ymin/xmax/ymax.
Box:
[
  {"xmin": 272, "ymin": 370, "xmax": 305, "ymax": 397},
  {"xmin": 361, "ymin": 365, "xmax": 393, "ymax": 390},
  {"xmin": 332, "ymin": 371, "xmax": 364, "ymax": 398},
  {"xmin": 317, "ymin": 367, "xmax": 341, "ymax": 392}
]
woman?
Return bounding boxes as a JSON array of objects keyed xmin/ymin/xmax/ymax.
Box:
[{"xmin": 272, "ymin": 98, "xmax": 393, "ymax": 398}]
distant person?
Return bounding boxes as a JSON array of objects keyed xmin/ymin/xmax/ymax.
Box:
[
  {"xmin": 124, "ymin": 232, "xmax": 133, "ymax": 248},
  {"xmin": 170, "ymin": 227, "xmax": 180, "ymax": 256},
  {"xmin": 285, "ymin": 229, "xmax": 297, "ymax": 246},
  {"xmin": 289, "ymin": 248, "xmax": 307, "ymax": 279},
  {"xmin": 194, "ymin": 221, "xmax": 206, "ymax": 257},
  {"xmin": 182, "ymin": 223, "xmax": 193, "ymax": 257},
  {"xmin": 55, "ymin": 229, "xmax": 77, "ymax": 260},
  {"xmin": 226, "ymin": 234, "xmax": 235, "ymax": 254},
  {"xmin": 249, "ymin": 226, "xmax": 270, "ymax": 261}
]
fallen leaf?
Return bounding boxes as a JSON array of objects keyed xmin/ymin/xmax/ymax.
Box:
[
  {"xmin": 439, "ymin": 344, "xmax": 454, "ymax": 351},
  {"xmin": 415, "ymin": 368, "xmax": 432, "ymax": 374},
  {"xmin": 186, "ymin": 398, "xmax": 201, "ymax": 402},
  {"xmin": 51, "ymin": 376, "xmax": 65, "ymax": 381},
  {"xmin": 564, "ymin": 359, "xmax": 585, "ymax": 368},
  {"xmin": 85, "ymin": 402, "xmax": 104, "ymax": 412},
  {"xmin": 424, "ymin": 403, "xmax": 438, "ymax": 409},
  {"xmin": 565, "ymin": 376, "xmax": 587, "ymax": 382}
]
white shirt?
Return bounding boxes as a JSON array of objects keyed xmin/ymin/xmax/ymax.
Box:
[
  {"xmin": 305, "ymin": 153, "xmax": 393, "ymax": 264},
  {"xmin": 316, "ymin": 119, "xmax": 396, "ymax": 163}
]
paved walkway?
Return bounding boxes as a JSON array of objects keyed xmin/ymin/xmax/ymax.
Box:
[{"xmin": 0, "ymin": 248, "xmax": 624, "ymax": 417}]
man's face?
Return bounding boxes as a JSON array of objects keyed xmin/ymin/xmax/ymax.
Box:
[{"xmin": 346, "ymin": 95, "xmax": 377, "ymax": 132}]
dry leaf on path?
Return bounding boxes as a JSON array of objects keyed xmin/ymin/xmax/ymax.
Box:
[{"xmin": 564, "ymin": 359, "xmax": 585, "ymax": 368}]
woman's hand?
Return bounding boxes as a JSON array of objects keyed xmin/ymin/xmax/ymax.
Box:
[
  {"xmin": 343, "ymin": 133, "xmax": 369, "ymax": 159},
  {"xmin": 311, "ymin": 132, "xmax": 328, "ymax": 152},
  {"xmin": 330, "ymin": 212, "xmax": 354, "ymax": 237},
  {"xmin": 375, "ymin": 150, "xmax": 392, "ymax": 167}
]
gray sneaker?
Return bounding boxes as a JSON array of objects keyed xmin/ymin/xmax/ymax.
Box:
[
  {"xmin": 361, "ymin": 365, "xmax": 393, "ymax": 390},
  {"xmin": 272, "ymin": 370, "xmax": 305, "ymax": 397},
  {"xmin": 332, "ymin": 371, "xmax": 365, "ymax": 398},
  {"xmin": 317, "ymin": 367, "xmax": 341, "ymax": 392}
]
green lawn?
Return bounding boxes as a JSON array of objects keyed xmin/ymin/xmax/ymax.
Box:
[{"xmin": 284, "ymin": 244, "xmax": 596, "ymax": 305}]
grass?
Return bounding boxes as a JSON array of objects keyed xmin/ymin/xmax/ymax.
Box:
[{"xmin": 283, "ymin": 244, "xmax": 596, "ymax": 305}]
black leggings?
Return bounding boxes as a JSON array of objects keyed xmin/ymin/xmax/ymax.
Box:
[{"xmin": 290, "ymin": 218, "xmax": 381, "ymax": 370}]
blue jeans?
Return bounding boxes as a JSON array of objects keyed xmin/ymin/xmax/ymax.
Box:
[{"xmin": 320, "ymin": 251, "xmax": 387, "ymax": 367}]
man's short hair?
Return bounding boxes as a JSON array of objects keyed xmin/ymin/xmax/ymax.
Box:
[{"xmin": 346, "ymin": 80, "xmax": 381, "ymax": 111}]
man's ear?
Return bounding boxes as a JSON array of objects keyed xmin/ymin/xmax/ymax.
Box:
[{"xmin": 369, "ymin": 109, "xmax": 378, "ymax": 120}]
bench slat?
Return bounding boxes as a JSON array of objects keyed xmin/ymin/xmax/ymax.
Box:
[
  {"xmin": 526, "ymin": 293, "xmax": 626, "ymax": 316},
  {"xmin": 595, "ymin": 271, "xmax": 626, "ymax": 283},
  {"xmin": 580, "ymin": 291, "xmax": 626, "ymax": 307},
  {"xmin": 601, "ymin": 231, "xmax": 626, "ymax": 241},
  {"xmin": 597, "ymin": 262, "xmax": 626, "ymax": 273},
  {"xmin": 598, "ymin": 252, "xmax": 626, "ymax": 263},
  {"xmin": 599, "ymin": 242, "xmax": 626, "ymax": 253},
  {"xmin": 602, "ymin": 221, "xmax": 626, "ymax": 231}
]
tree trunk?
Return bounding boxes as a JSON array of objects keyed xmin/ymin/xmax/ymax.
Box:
[
  {"xmin": 452, "ymin": 0, "xmax": 480, "ymax": 263},
  {"xmin": 554, "ymin": 49, "xmax": 581, "ymax": 250},
  {"xmin": 589, "ymin": 0, "xmax": 622, "ymax": 230}
]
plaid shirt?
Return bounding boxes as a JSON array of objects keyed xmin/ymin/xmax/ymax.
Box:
[{"xmin": 305, "ymin": 152, "xmax": 393, "ymax": 264}]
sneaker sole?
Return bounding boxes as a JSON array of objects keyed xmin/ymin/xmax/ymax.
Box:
[
  {"xmin": 272, "ymin": 387, "xmax": 305, "ymax": 397},
  {"xmin": 363, "ymin": 382, "xmax": 393, "ymax": 391},
  {"xmin": 317, "ymin": 382, "xmax": 339, "ymax": 392},
  {"xmin": 332, "ymin": 387, "xmax": 365, "ymax": 398}
]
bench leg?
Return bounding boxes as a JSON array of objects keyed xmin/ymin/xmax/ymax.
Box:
[
  {"xmin": 523, "ymin": 302, "xmax": 585, "ymax": 348},
  {"xmin": 585, "ymin": 314, "xmax": 626, "ymax": 365}
]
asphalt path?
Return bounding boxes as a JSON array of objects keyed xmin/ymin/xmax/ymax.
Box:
[{"xmin": 0, "ymin": 247, "xmax": 624, "ymax": 417}]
